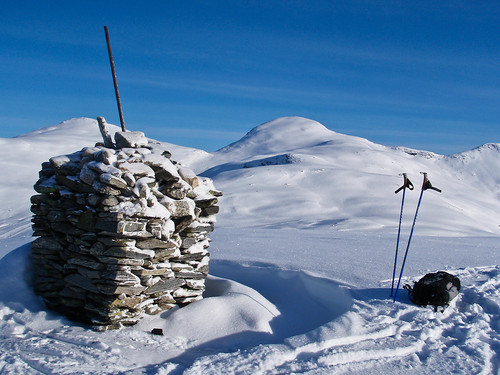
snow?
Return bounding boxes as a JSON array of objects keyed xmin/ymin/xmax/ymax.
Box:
[{"xmin": 0, "ymin": 117, "xmax": 499, "ymax": 374}]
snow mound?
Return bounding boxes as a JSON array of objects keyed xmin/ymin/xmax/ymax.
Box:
[
  {"xmin": 0, "ymin": 242, "xmax": 353, "ymax": 373},
  {"xmin": 137, "ymin": 275, "xmax": 281, "ymax": 346},
  {"xmin": 218, "ymin": 116, "xmax": 343, "ymax": 156}
]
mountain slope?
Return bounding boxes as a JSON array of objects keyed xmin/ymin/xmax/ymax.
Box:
[
  {"xmin": 1, "ymin": 116, "xmax": 498, "ymax": 240},
  {"xmin": 196, "ymin": 117, "xmax": 500, "ymax": 235}
]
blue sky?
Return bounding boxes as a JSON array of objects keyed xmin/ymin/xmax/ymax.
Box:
[{"xmin": 1, "ymin": 1, "xmax": 499, "ymax": 154}]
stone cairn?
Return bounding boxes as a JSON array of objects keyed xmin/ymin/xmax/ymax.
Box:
[{"xmin": 30, "ymin": 118, "xmax": 221, "ymax": 329}]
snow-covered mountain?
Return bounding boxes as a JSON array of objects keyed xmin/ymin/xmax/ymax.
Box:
[
  {"xmin": 0, "ymin": 117, "xmax": 499, "ymax": 374},
  {"xmin": 3, "ymin": 116, "xmax": 498, "ymax": 239},
  {"xmin": 188, "ymin": 116, "xmax": 500, "ymax": 236}
]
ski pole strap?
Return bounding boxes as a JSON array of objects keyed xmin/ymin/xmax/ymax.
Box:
[
  {"xmin": 395, "ymin": 174, "xmax": 414, "ymax": 194},
  {"xmin": 422, "ymin": 173, "xmax": 441, "ymax": 193}
]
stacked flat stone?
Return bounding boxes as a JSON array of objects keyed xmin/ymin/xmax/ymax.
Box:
[{"xmin": 31, "ymin": 130, "xmax": 221, "ymax": 329}]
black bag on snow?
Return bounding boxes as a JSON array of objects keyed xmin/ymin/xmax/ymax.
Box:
[{"xmin": 404, "ymin": 271, "xmax": 461, "ymax": 311}]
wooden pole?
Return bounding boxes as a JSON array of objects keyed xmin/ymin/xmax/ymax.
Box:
[{"xmin": 104, "ymin": 26, "xmax": 126, "ymax": 132}]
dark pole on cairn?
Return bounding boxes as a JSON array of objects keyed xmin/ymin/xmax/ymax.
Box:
[{"xmin": 104, "ymin": 26, "xmax": 126, "ymax": 132}]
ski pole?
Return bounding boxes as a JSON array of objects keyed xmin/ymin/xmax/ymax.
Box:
[
  {"xmin": 391, "ymin": 173, "xmax": 413, "ymax": 297},
  {"xmin": 393, "ymin": 172, "xmax": 441, "ymax": 302}
]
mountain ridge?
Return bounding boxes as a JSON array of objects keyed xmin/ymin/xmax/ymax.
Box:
[{"xmin": 1, "ymin": 116, "xmax": 499, "ymax": 236}]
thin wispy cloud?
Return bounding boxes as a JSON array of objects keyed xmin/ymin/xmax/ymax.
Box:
[{"xmin": 0, "ymin": 1, "xmax": 498, "ymax": 154}]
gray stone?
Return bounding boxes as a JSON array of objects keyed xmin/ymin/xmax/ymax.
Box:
[
  {"xmin": 115, "ymin": 131, "xmax": 149, "ymax": 148},
  {"xmin": 77, "ymin": 267, "xmax": 101, "ymax": 279},
  {"xmin": 122, "ymin": 172, "xmax": 136, "ymax": 187},
  {"xmin": 87, "ymin": 161, "xmax": 122, "ymax": 176},
  {"xmin": 142, "ymin": 154, "xmax": 180, "ymax": 183},
  {"xmin": 59, "ymin": 285, "xmax": 87, "ymax": 299},
  {"xmin": 109, "ymin": 295, "xmax": 145, "ymax": 309},
  {"xmin": 195, "ymin": 197, "xmax": 218, "ymax": 208},
  {"xmin": 31, "ymin": 194, "xmax": 58, "ymax": 206},
  {"xmin": 123, "ymin": 221, "xmax": 153, "ymax": 238},
  {"xmin": 175, "ymin": 295, "xmax": 203, "ymax": 304},
  {"xmin": 102, "ymin": 246, "xmax": 155, "ymax": 260},
  {"xmin": 145, "ymin": 278, "xmax": 185, "ymax": 295},
  {"xmin": 76, "ymin": 210, "xmax": 95, "ymax": 231},
  {"xmin": 95, "ymin": 219, "xmax": 120, "ymax": 233},
  {"xmin": 154, "ymin": 247, "xmax": 180, "ymax": 261},
  {"xmin": 31, "ymin": 236, "xmax": 63, "ymax": 252},
  {"xmin": 81, "ymin": 147, "xmax": 102, "ymax": 158},
  {"xmin": 92, "ymin": 181, "xmax": 121, "ymax": 195},
  {"xmin": 86, "ymin": 194, "xmax": 101, "ymax": 207},
  {"xmin": 101, "ymin": 196, "xmax": 119, "ymax": 207},
  {"xmin": 101, "ymin": 270, "xmax": 141, "ymax": 285},
  {"xmin": 47, "ymin": 209, "xmax": 65, "ymax": 222},
  {"xmin": 97, "ymin": 211, "xmax": 125, "ymax": 220},
  {"xmin": 51, "ymin": 222, "xmax": 84, "ymax": 236},
  {"xmin": 97, "ymin": 256, "xmax": 145, "ymax": 266},
  {"xmin": 131, "ymin": 268, "xmax": 170, "ymax": 277},
  {"xmin": 173, "ymin": 287, "xmax": 204, "ymax": 298},
  {"xmin": 100, "ymin": 173, "xmax": 128, "ymax": 190},
  {"xmin": 94, "ymin": 149, "xmax": 116, "ymax": 165},
  {"xmin": 31, "ymin": 204, "xmax": 50, "ymax": 216},
  {"xmin": 183, "ymin": 222, "xmax": 214, "ymax": 234},
  {"xmin": 98, "ymin": 237, "xmax": 136, "ymax": 247},
  {"xmin": 135, "ymin": 238, "xmax": 175, "ymax": 250},
  {"xmin": 49, "ymin": 153, "xmax": 81, "ymax": 175},
  {"xmin": 174, "ymin": 271, "xmax": 207, "ymax": 279},
  {"xmin": 56, "ymin": 175, "xmax": 93, "ymax": 193},
  {"xmin": 34, "ymin": 176, "xmax": 58, "ymax": 194},
  {"xmin": 97, "ymin": 284, "xmax": 146, "ymax": 296},
  {"xmin": 66, "ymin": 257, "xmax": 107, "ymax": 270},
  {"xmin": 160, "ymin": 198, "xmax": 195, "ymax": 219},
  {"xmin": 118, "ymin": 162, "xmax": 155, "ymax": 178},
  {"xmin": 201, "ymin": 206, "xmax": 220, "ymax": 216},
  {"xmin": 162, "ymin": 187, "xmax": 186, "ymax": 200},
  {"xmin": 80, "ymin": 165, "xmax": 99, "ymax": 185},
  {"xmin": 180, "ymin": 237, "xmax": 197, "ymax": 249},
  {"xmin": 65, "ymin": 273, "xmax": 99, "ymax": 293},
  {"xmin": 178, "ymin": 167, "xmax": 199, "ymax": 188}
]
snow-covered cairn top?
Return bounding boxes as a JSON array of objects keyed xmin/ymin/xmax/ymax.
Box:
[{"xmin": 31, "ymin": 126, "xmax": 221, "ymax": 330}]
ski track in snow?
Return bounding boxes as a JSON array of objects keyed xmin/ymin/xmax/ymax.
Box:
[
  {"xmin": 0, "ymin": 240, "xmax": 498, "ymax": 374},
  {"xmin": 183, "ymin": 266, "xmax": 500, "ymax": 375}
]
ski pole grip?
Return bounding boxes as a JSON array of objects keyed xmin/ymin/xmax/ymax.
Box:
[{"xmin": 395, "ymin": 174, "xmax": 414, "ymax": 194}]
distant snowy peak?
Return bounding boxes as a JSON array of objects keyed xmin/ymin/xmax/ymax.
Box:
[
  {"xmin": 449, "ymin": 143, "xmax": 500, "ymax": 159},
  {"xmin": 444, "ymin": 142, "xmax": 500, "ymax": 169},
  {"xmin": 9, "ymin": 117, "xmax": 211, "ymax": 170},
  {"xmin": 217, "ymin": 117, "xmax": 344, "ymax": 156},
  {"xmin": 14, "ymin": 117, "xmax": 109, "ymax": 140}
]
